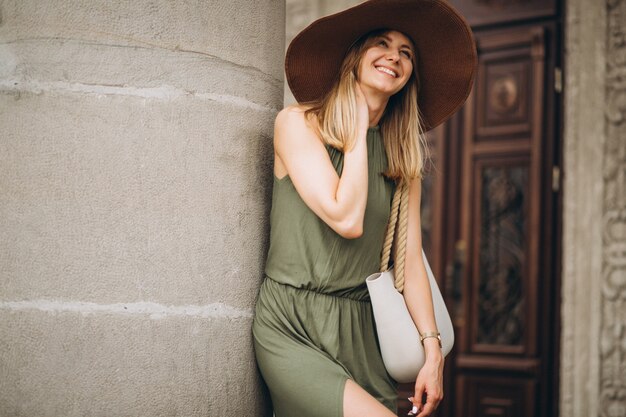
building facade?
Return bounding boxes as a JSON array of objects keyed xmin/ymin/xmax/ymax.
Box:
[{"xmin": 0, "ymin": 0, "xmax": 623, "ymax": 416}]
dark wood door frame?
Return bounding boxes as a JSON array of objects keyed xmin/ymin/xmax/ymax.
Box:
[
  {"xmin": 442, "ymin": 18, "xmax": 563, "ymax": 417},
  {"xmin": 395, "ymin": 3, "xmax": 563, "ymax": 415}
]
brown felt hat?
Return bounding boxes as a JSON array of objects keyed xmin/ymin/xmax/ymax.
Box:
[{"xmin": 285, "ymin": 0, "xmax": 477, "ymax": 131}]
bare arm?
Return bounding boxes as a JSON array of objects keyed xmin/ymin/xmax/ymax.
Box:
[
  {"xmin": 403, "ymin": 176, "xmax": 444, "ymax": 416},
  {"xmin": 402, "ymin": 177, "xmax": 442, "ymax": 357},
  {"xmin": 273, "ymin": 106, "xmax": 369, "ymax": 238}
]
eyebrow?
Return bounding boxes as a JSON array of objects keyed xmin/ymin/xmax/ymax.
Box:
[{"xmin": 379, "ymin": 34, "xmax": 414, "ymax": 52}]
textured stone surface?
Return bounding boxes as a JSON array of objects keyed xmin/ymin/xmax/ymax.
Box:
[
  {"xmin": 0, "ymin": 309, "xmax": 271, "ymax": 417},
  {"xmin": 0, "ymin": 91, "xmax": 274, "ymax": 309},
  {"xmin": 599, "ymin": 0, "xmax": 626, "ymax": 415},
  {"xmin": 561, "ymin": 0, "xmax": 626, "ymax": 416},
  {"xmin": 0, "ymin": 0, "xmax": 283, "ymax": 415},
  {"xmin": 0, "ymin": 36, "xmax": 282, "ymax": 111},
  {"xmin": 560, "ymin": 0, "xmax": 606, "ymax": 415},
  {"xmin": 0, "ymin": 0, "xmax": 284, "ymax": 78}
]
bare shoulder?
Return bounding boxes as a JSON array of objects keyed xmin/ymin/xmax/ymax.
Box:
[
  {"xmin": 274, "ymin": 104, "xmax": 322, "ymax": 150},
  {"xmin": 272, "ymin": 104, "xmax": 325, "ymax": 179}
]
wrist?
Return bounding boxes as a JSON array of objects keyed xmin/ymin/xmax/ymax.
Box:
[
  {"xmin": 419, "ymin": 331, "xmax": 441, "ymax": 348},
  {"xmin": 423, "ymin": 339, "xmax": 443, "ymax": 362}
]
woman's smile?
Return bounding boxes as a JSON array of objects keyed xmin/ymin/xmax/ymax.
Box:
[
  {"xmin": 358, "ymin": 30, "xmax": 414, "ymax": 96},
  {"xmin": 375, "ymin": 66, "xmax": 398, "ymax": 77}
]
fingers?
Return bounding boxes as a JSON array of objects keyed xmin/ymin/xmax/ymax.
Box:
[
  {"xmin": 354, "ymin": 81, "xmax": 363, "ymax": 98},
  {"xmin": 353, "ymin": 82, "xmax": 370, "ymax": 131},
  {"xmin": 408, "ymin": 390, "xmax": 443, "ymax": 416},
  {"xmin": 407, "ymin": 397, "xmax": 421, "ymax": 416},
  {"xmin": 355, "ymin": 83, "xmax": 366, "ymax": 104},
  {"xmin": 411, "ymin": 384, "xmax": 425, "ymax": 413},
  {"xmin": 355, "ymin": 80, "xmax": 364, "ymax": 93},
  {"xmin": 416, "ymin": 393, "xmax": 443, "ymax": 417},
  {"xmin": 416, "ymin": 403, "xmax": 434, "ymax": 417},
  {"xmin": 416, "ymin": 394, "xmax": 439, "ymax": 417}
]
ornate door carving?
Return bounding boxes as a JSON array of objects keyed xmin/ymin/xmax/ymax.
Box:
[
  {"xmin": 450, "ymin": 23, "xmax": 561, "ymax": 417},
  {"xmin": 395, "ymin": 19, "xmax": 562, "ymax": 417}
]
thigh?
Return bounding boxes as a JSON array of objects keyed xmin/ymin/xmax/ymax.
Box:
[
  {"xmin": 253, "ymin": 314, "xmax": 350, "ymax": 417},
  {"xmin": 255, "ymin": 328, "xmax": 349, "ymax": 417},
  {"xmin": 343, "ymin": 378, "xmax": 399, "ymax": 417}
]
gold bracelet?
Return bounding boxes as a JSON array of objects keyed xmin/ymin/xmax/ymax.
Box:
[{"xmin": 419, "ymin": 331, "xmax": 442, "ymax": 348}]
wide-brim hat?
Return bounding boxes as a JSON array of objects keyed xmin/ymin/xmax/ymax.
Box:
[{"xmin": 285, "ymin": 0, "xmax": 477, "ymax": 132}]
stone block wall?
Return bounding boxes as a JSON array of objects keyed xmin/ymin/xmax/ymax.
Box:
[{"xmin": 0, "ymin": 1, "xmax": 284, "ymax": 415}]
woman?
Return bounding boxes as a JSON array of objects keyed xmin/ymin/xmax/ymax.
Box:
[{"xmin": 252, "ymin": 1, "xmax": 476, "ymax": 417}]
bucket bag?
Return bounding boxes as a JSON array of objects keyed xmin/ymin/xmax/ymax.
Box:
[{"xmin": 365, "ymin": 181, "xmax": 455, "ymax": 383}]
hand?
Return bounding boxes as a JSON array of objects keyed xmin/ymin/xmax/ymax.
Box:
[
  {"xmin": 407, "ymin": 354, "xmax": 444, "ymax": 416},
  {"xmin": 354, "ymin": 82, "xmax": 370, "ymax": 132}
]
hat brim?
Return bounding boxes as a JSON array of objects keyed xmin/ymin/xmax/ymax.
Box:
[{"xmin": 285, "ymin": 0, "xmax": 477, "ymax": 131}]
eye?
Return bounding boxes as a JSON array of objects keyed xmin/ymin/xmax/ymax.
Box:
[
  {"xmin": 377, "ymin": 39, "xmax": 388, "ymax": 47},
  {"xmin": 401, "ymin": 50, "xmax": 412, "ymax": 59}
]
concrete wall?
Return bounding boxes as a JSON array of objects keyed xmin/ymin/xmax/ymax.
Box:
[
  {"xmin": 560, "ymin": 0, "xmax": 626, "ymax": 416},
  {"xmin": 0, "ymin": 1, "xmax": 284, "ymax": 416}
]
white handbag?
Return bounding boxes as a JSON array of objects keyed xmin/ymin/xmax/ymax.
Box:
[{"xmin": 365, "ymin": 181, "xmax": 454, "ymax": 383}]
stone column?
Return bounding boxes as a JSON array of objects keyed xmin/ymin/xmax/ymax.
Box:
[
  {"xmin": 561, "ymin": 0, "xmax": 626, "ymax": 416},
  {"xmin": 0, "ymin": 1, "xmax": 284, "ymax": 416}
]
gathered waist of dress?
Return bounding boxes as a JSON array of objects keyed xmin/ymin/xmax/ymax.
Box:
[{"xmin": 263, "ymin": 274, "xmax": 371, "ymax": 303}]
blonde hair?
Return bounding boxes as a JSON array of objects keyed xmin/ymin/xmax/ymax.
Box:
[{"xmin": 302, "ymin": 28, "xmax": 430, "ymax": 183}]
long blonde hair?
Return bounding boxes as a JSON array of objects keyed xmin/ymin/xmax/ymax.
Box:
[{"xmin": 303, "ymin": 28, "xmax": 430, "ymax": 183}]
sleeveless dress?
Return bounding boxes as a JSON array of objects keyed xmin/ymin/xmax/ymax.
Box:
[{"xmin": 252, "ymin": 125, "xmax": 398, "ymax": 417}]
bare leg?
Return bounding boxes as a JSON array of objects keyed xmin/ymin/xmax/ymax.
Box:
[{"xmin": 343, "ymin": 378, "xmax": 397, "ymax": 417}]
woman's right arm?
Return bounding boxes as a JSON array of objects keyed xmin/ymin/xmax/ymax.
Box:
[{"xmin": 273, "ymin": 106, "xmax": 369, "ymax": 239}]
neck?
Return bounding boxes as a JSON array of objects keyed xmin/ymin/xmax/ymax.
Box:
[
  {"xmin": 360, "ymin": 84, "xmax": 390, "ymax": 128},
  {"xmin": 367, "ymin": 100, "xmax": 387, "ymax": 128}
]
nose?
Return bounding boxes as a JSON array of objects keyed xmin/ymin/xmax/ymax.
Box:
[{"xmin": 386, "ymin": 50, "xmax": 400, "ymax": 63}]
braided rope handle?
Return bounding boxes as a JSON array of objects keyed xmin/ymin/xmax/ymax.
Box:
[{"xmin": 379, "ymin": 180, "xmax": 410, "ymax": 293}]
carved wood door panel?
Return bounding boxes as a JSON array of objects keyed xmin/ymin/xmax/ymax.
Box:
[
  {"xmin": 448, "ymin": 23, "xmax": 560, "ymax": 417},
  {"xmin": 396, "ymin": 21, "xmax": 561, "ymax": 417}
]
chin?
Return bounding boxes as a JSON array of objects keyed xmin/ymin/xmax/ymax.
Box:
[
  {"xmin": 370, "ymin": 77, "xmax": 406, "ymax": 95},
  {"xmin": 373, "ymin": 84, "xmax": 402, "ymax": 96},
  {"xmin": 360, "ymin": 75, "xmax": 406, "ymax": 96}
]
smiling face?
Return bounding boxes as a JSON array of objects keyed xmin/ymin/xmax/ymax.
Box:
[{"xmin": 356, "ymin": 30, "xmax": 415, "ymax": 98}]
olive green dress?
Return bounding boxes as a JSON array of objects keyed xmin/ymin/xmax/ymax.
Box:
[{"xmin": 252, "ymin": 125, "xmax": 398, "ymax": 417}]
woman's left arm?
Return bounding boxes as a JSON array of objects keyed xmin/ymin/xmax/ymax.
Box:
[{"xmin": 403, "ymin": 176, "xmax": 444, "ymax": 417}]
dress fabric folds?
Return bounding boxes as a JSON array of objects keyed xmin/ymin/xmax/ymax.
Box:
[{"xmin": 252, "ymin": 126, "xmax": 398, "ymax": 417}]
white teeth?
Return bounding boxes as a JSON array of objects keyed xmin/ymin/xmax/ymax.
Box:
[{"xmin": 376, "ymin": 66, "xmax": 397, "ymax": 77}]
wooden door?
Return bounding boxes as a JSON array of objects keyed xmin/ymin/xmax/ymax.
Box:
[
  {"xmin": 452, "ymin": 22, "xmax": 559, "ymax": 417},
  {"xmin": 396, "ymin": 5, "xmax": 563, "ymax": 416}
]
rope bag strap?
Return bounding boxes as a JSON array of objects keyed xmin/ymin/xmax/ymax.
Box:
[{"xmin": 380, "ymin": 180, "xmax": 410, "ymax": 293}]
